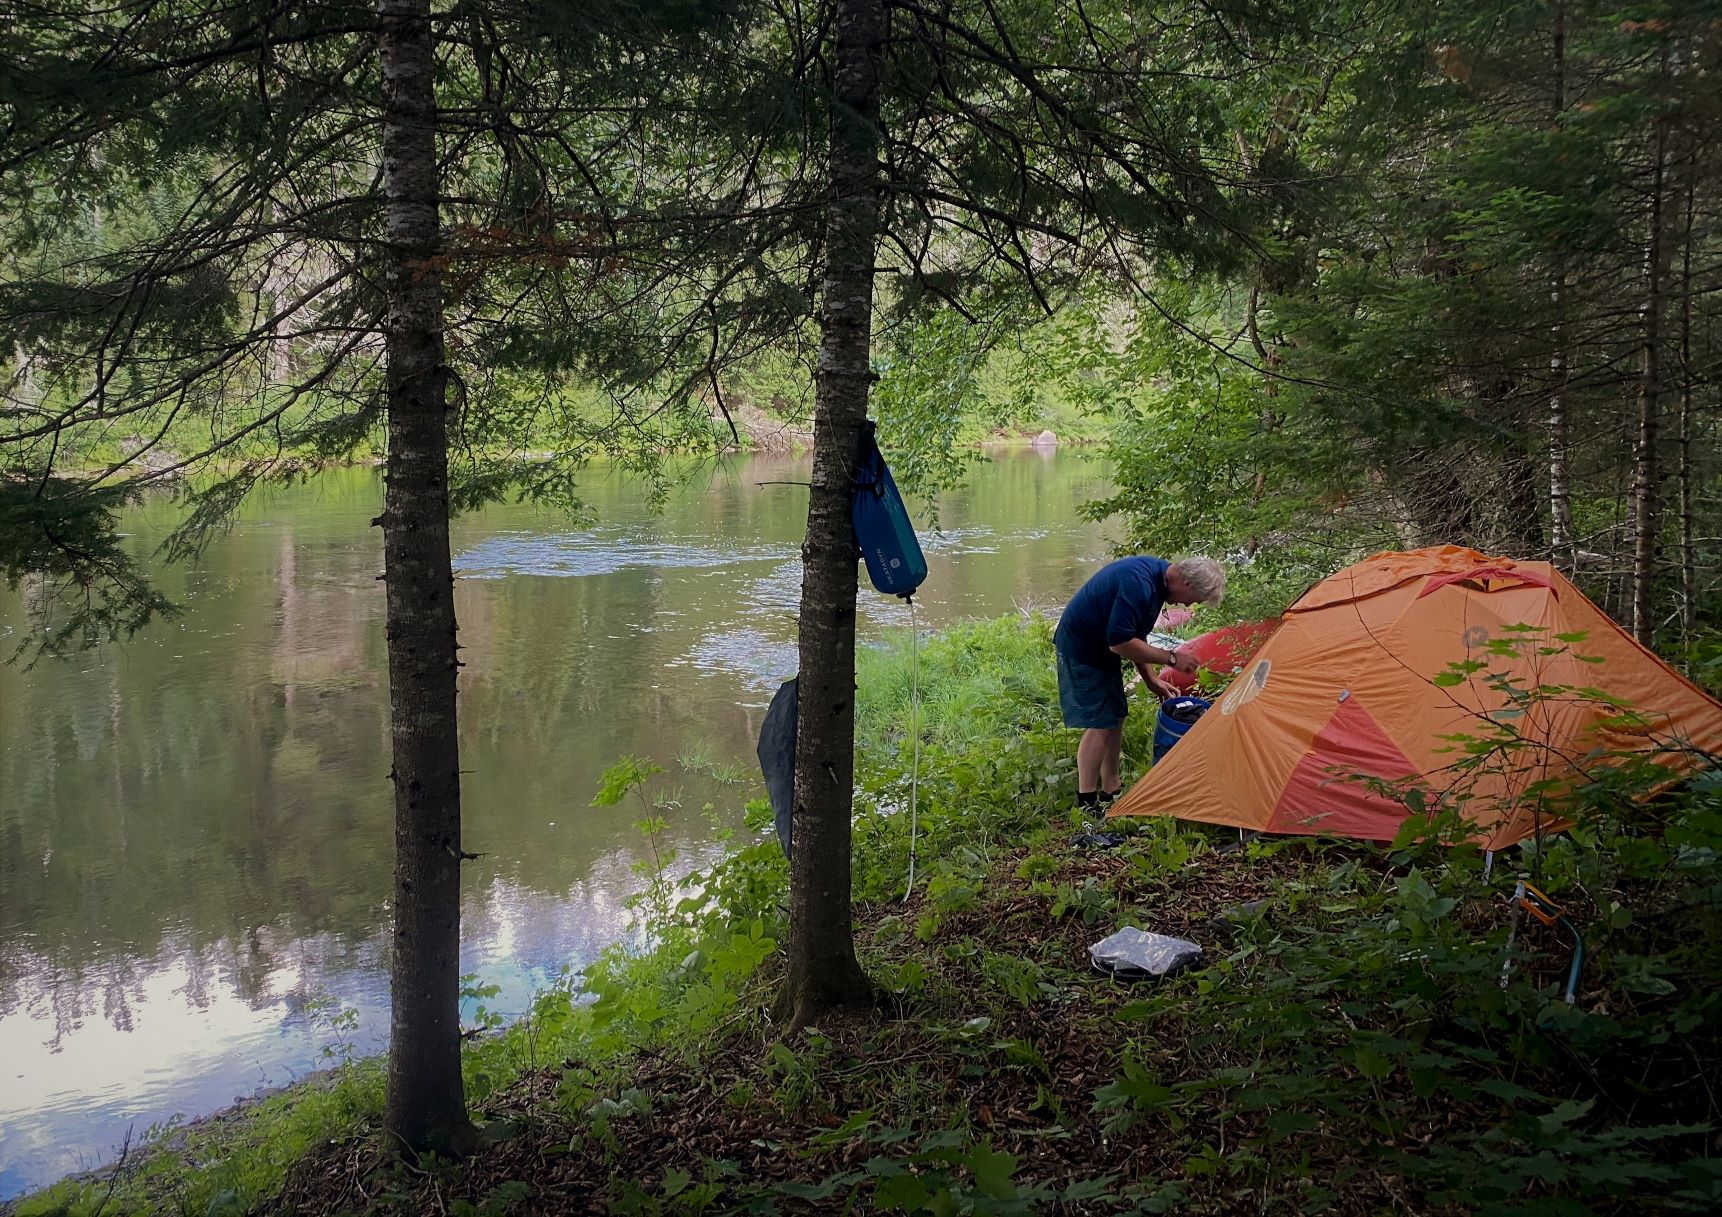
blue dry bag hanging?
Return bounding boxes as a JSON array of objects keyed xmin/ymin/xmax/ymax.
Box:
[{"xmin": 851, "ymin": 420, "xmax": 927, "ymax": 599}]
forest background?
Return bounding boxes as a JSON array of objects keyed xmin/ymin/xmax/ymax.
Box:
[{"xmin": 8, "ymin": 0, "xmax": 1717, "ymax": 655}]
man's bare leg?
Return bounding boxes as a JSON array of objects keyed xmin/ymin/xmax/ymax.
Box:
[{"xmin": 1078, "ymin": 726, "xmax": 1123, "ymax": 794}]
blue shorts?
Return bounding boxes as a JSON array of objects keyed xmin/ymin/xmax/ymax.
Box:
[{"xmin": 1054, "ymin": 629, "xmax": 1128, "ymax": 729}]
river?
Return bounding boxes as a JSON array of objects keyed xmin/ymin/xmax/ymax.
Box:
[{"xmin": 0, "ymin": 450, "xmax": 1114, "ymax": 1198}]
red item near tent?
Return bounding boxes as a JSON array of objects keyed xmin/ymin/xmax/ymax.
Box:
[{"xmin": 1160, "ymin": 618, "xmax": 1282, "ymax": 694}]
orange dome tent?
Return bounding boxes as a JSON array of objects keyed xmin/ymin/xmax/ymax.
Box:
[{"xmin": 1108, "ymin": 546, "xmax": 1722, "ymax": 850}]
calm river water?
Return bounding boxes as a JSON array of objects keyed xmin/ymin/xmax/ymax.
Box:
[{"xmin": 0, "ymin": 450, "xmax": 1114, "ymax": 1197}]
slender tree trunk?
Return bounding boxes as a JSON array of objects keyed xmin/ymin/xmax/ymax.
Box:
[
  {"xmin": 1547, "ymin": 2, "xmax": 1575, "ymax": 569},
  {"xmin": 378, "ymin": 0, "xmax": 476, "ymax": 1155},
  {"xmin": 1548, "ymin": 275, "xmax": 1573, "ymax": 563},
  {"xmin": 1630, "ymin": 53, "xmax": 1671, "ymax": 646},
  {"xmin": 776, "ymin": 0, "xmax": 884, "ymax": 1031},
  {"xmin": 1245, "ymin": 282, "xmax": 1279, "ymax": 523},
  {"xmin": 1677, "ymin": 177, "xmax": 1696, "ymax": 638}
]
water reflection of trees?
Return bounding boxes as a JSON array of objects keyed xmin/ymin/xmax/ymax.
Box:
[
  {"xmin": 0, "ymin": 486, "xmax": 761, "ymax": 1036},
  {"xmin": 0, "ymin": 924, "xmax": 392, "ymax": 1062},
  {"xmin": 0, "ymin": 454, "xmax": 1111, "ymax": 1044}
]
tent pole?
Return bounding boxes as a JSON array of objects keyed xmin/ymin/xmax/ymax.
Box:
[{"xmin": 1483, "ymin": 849, "xmax": 1495, "ymax": 881}]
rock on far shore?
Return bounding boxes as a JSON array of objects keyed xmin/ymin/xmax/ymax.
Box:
[{"xmin": 1030, "ymin": 429, "xmax": 1058, "ymax": 448}]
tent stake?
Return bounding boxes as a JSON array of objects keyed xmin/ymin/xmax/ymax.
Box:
[{"xmin": 1500, "ymin": 879, "xmax": 1526, "ymax": 989}]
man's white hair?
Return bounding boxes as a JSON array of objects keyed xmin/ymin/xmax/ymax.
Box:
[{"xmin": 1170, "ymin": 556, "xmax": 1227, "ymax": 604}]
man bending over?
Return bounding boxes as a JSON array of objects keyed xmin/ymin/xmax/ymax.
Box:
[{"xmin": 1054, "ymin": 555, "xmax": 1227, "ymax": 811}]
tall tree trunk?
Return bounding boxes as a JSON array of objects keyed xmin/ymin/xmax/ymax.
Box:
[
  {"xmin": 378, "ymin": 0, "xmax": 476, "ymax": 1155},
  {"xmin": 1245, "ymin": 282, "xmax": 1280, "ymax": 531},
  {"xmin": 776, "ymin": 0, "xmax": 884, "ymax": 1031},
  {"xmin": 1547, "ymin": 2, "xmax": 1575, "ymax": 569},
  {"xmin": 1677, "ymin": 177, "xmax": 1696, "ymax": 638},
  {"xmin": 1630, "ymin": 52, "xmax": 1671, "ymax": 646},
  {"xmin": 1548, "ymin": 274, "xmax": 1573, "ymax": 563}
]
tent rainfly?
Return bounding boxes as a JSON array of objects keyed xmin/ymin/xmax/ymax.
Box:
[{"xmin": 1109, "ymin": 546, "xmax": 1722, "ymax": 850}]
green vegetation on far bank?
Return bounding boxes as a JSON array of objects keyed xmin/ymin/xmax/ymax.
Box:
[
  {"xmin": 16, "ymin": 616, "xmax": 1722, "ymax": 1217},
  {"xmin": 33, "ymin": 320, "xmax": 1115, "ymax": 492}
]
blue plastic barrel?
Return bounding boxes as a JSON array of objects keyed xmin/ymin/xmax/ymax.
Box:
[{"xmin": 1152, "ymin": 695, "xmax": 1211, "ymax": 763}]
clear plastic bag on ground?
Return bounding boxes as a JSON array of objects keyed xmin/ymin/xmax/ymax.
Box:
[{"xmin": 1088, "ymin": 927, "xmax": 1203, "ymax": 980}]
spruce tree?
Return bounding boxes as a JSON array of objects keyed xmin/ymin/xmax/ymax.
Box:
[
  {"xmin": 1, "ymin": 0, "xmax": 794, "ymax": 1152},
  {"xmin": 773, "ymin": 0, "xmax": 1265, "ymax": 1027},
  {"xmin": 1088, "ymin": 0, "xmax": 1721, "ymax": 640}
]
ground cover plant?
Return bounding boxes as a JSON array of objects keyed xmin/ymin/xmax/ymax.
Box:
[{"xmin": 13, "ymin": 616, "xmax": 1720, "ymax": 1217}]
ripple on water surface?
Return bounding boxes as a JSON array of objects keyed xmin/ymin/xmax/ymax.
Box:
[
  {"xmin": 670, "ymin": 628, "xmax": 798, "ymax": 696},
  {"xmin": 455, "ymin": 530, "xmax": 793, "ymax": 579}
]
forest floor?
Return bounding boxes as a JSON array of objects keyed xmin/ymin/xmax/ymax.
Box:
[
  {"xmin": 258, "ymin": 825, "xmax": 1683, "ymax": 1217},
  {"xmin": 263, "ymin": 838, "xmax": 1410, "ymax": 1217}
]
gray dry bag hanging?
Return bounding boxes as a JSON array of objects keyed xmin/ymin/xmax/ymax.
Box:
[
  {"xmin": 757, "ymin": 677, "xmax": 798, "ymax": 860},
  {"xmin": 851, "ymin": 420, "xmax": 927, "ymax": 600}
]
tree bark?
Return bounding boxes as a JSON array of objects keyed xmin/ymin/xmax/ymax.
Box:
[
  {"xmin": 1630, "ymin": 50, "xmax": 1672, "ymax": 645},
  {"xmin": 1676, "ymin": 177, "xmax": 1696, "ymax": 638},
  {"xmin": 378, "ymin": 0, "xmax": 476, "ymax": 1155},
  {"xmin": 1245, "ymin": 282, "xmax": 1279, "ymax": 522},
  {"xmin": 1548, "ymin": 273, "xmax": 1573, "ymax": 564},
  {"xmin": 776, "ymin": 0, "xmax": 885, "ymax": 1031},
  {"xmin": 1547, "ymin": 1, "xmax": 1575, "ymax": 569}
]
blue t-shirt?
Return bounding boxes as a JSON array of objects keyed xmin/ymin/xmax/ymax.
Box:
[{"xmin": 1056, "ymin": 557, "xmax": 1168, "ymax": 663}]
